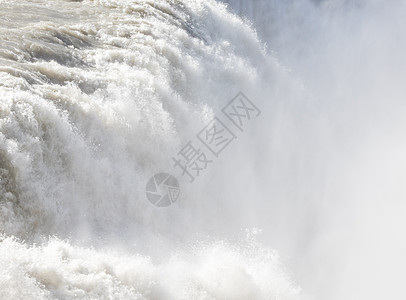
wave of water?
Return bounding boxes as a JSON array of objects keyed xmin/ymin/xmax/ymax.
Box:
[
  {"xmin": 0, "ymin": 0, "xmax": 300, "ymax": 299},
  {"xmin": 2, "ymin": 0, "xmax": 406, "ymax": 299}
]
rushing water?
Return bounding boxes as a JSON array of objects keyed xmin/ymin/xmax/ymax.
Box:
[
  {"xmin": 1, "ymin": 0, "xmax": 406, "ymax": 299},
  {"xmin": 0, "ymin": 0, "xmax": 299, "ymax": 299}
]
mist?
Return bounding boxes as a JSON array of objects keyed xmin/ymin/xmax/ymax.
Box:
[{"xmin": 219, "ymin": 0, "xmax": 406, "ymax": 299}]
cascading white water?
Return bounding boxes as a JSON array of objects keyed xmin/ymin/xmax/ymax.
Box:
[
  {"xmin": 0, "ymin": 0, "xmax": 300, "ymax": 299},
  {"xmin": 2, "ymin": 0, "xmax": 406, "ymax": 299}
]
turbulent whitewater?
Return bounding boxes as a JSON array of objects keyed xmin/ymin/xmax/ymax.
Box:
[
  {"xmin": 0, "ymin": 0, "xmax": 299, "ymax": 299},
  {"xmin": 3, "ymin": 0, "xmax": 406, "ymax": 299}
]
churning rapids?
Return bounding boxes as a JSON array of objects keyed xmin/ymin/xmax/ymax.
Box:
[
  {"xmin": 0, "ymin": 0, "xmax": 298, "ymax": 299},
  {"xmin": 1, "ymin": 0, "xmax": 406, "ymax": 299}
]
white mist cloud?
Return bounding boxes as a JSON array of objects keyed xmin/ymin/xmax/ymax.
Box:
[{"xmin": 222, "ymin": 0, "xmax": 406, "ymax": 299}]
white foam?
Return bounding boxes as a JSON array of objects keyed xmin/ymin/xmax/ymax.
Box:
[{"xmin": 0, "ymin": 0, "xmax": 300, "ymax": 298}]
